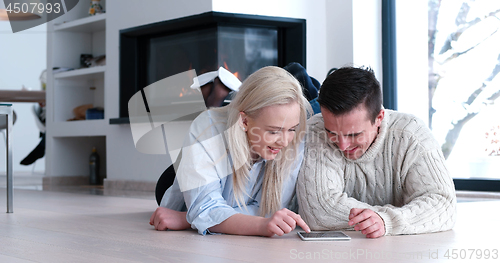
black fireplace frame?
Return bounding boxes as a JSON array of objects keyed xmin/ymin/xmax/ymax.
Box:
[{"xmin": 110, "ymin": 11, "xmax": 306, "ymax": 124}]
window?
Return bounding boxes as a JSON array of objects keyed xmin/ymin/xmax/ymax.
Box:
[
  {"xmin": 388, "ymin": 0, "xmax": 500, "ymax": 191},
  {"xmin": 429, "ymin": 0, "xmax": 500, "ymax": 190}
]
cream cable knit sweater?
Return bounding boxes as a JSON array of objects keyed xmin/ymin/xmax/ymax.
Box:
[{"xmin": 297, "ymin": 110, "xmax": 457, "ymax": 235}]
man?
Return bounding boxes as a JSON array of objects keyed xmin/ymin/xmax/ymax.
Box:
[{"xmin": 297, "ymin": 66, "xmax": 456, "ymax": 238}]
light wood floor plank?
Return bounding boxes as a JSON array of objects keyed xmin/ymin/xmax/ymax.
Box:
[{"xmin": 1, "ymin": 188, "xmax": 498, "ymax": 262}]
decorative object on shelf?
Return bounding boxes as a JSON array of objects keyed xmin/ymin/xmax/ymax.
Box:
[
  {"xmin": 82, "ymin": 54, "xmax": 106, "ymax": 68},
  {"xmin": 86, "ymin": 107, "xmax": 104, "ymax": 120},
  {"xmin": 68, "ymin": 104, "xmax": 93, "ymax": 121},
  {"xmin": 80, "ymin": 54, "xmax": 93, "ymax": 68},
  {"xmin": 89, "ymin": 0, "xmax": 104, "ymax": 16}
]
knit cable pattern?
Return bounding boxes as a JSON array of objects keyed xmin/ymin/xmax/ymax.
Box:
[{"xmin": 297, "ymin": 110, "xmax": 457, "ymax": 235}]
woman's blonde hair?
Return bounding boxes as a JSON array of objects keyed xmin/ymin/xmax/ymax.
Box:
[{"xmin": 213, "ymin": 66, "xmax": 311, "ymax": 216}]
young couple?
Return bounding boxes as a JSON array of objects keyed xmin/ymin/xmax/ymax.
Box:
[{"xmin": 150, "ymin": 66, "xmax": 457, "ymax": 238}]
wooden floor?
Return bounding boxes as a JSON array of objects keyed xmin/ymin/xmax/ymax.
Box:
[
  {"xmin": 0, "ymin": 188, "xmax": 168, "ymax": 262},
  {"xmin": 1, "ymin": 188, "xmax": 308, "ymax": 263},
  {"xmin": 2, "ymin": 174, "xmax": 500, "ymax": 262}
]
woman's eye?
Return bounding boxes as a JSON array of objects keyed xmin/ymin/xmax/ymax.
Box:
[{"xmin": 269, "ymin": 131, "xmax": 279, "ymax": 135}]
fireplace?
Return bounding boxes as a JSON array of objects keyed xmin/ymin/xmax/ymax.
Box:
[{"xmin": 114, "ymin": 11, "xmax": 306, "ymax": 121}]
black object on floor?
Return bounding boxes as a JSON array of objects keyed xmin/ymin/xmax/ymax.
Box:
[{"xmin": 155, "ymin": 164, "xmax": 176, "ymax": 206}]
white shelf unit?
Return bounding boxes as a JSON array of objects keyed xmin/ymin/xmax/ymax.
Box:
[
  {"xmin": 54, "ymin": 65, "xmax": 105, "ymax": 79},
  {"xmin": 49, "ymin": 136, "xmax": 107, "ymax": 179},
  {"xmin": 46, "ymin": 1, "xmax": 107, "ymax": 179},
  {"xmin": 53, "ymin": 67, "xmax": 105, "ymax": 124},
  {"xmin": 51, "ymin": 119, "xmax": 108, "ymax": 137},
  {"xmin": 53, "ymin": 14, "xmax": 106, "ymax": 33}
]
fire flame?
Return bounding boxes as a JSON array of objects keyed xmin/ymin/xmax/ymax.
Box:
[
  {"xmin": 179, "ymin": 87, "xmax": 192, "ymax": 98},
  {"xmin": 223, "ymin": 62, "xmax": 240, "ymax": 80}
]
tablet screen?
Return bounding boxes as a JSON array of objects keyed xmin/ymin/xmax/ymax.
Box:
[{"xmin": 298, "ymin": 231, "xmax": 351, "ymax": 241}]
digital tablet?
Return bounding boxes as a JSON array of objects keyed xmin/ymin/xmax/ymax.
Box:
[{"xmin": 297, "ymin": 231, "xmax": 351, "ymax": 241}]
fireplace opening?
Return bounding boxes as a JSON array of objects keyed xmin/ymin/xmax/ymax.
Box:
[
  {"xmin": 147, "ymin": 25, "xmax": 278, "ymax": 86},
  {"xmin": 112, "ymin": 11, "xmax": 306, "ymax": 123}
]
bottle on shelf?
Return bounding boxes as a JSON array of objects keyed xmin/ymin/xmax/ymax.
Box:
[{"xmin": 89, "ymin": 147, "xmax": 100, "ymax": 185}]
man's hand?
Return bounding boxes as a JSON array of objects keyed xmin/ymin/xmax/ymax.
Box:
[
  {"xmin": 263, "ymin": 208, "xmax": 311, "ymax": 237},
  {"xmin": 348, "ymin": 208, "xmax": 385, "ymax": 238},
  {"xmin": 149, "ymin": 207, "xmax": 191, "ymax": 231}
]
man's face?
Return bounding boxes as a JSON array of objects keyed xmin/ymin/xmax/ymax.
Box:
[{"xmin": 321, "ymin": 104, "xmax": 384, "ymax": 160}]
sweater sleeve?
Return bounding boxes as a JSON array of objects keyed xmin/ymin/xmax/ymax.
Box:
[
  {"xmin": 373, "ymin": 147, "xmax": 457, "ymax": 235},
  {"xmin": 297, "ymin": 135, "xmax": 374, "ymax": 231},
  {"xmin": 297, "ymin": 114, "xmax": 457, "ymax": 235}
]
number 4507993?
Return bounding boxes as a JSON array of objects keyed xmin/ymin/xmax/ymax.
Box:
[
  {"xmin": 6, "ymin": 2, "xmax": 61, "ymax": 14},
  {"xmin": 444, "ymin": 249, "xmax": 498, "ymax": 260}
]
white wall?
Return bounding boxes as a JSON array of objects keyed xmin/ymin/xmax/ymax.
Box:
[
  {"xmin": 325, "ymin": 0, "xmax": 354, "ymax": 70},
  {"xmin": 0, "ymin": 1, "xmax": 46, "ymax": 174},
  {"xmin": 105, "ymin": 0, "xmax": 213, "ymax": 183},
  {"xmin": 325, "ymin": 0, "xmax": 383, "ymax": 83},
  {"xmin": 104, "ymin": 0, "xmax": 335, "ymax": 183}
]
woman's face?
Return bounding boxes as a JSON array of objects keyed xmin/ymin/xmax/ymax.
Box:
[{"xmin": 241, "ymin": 102, "xmax": 301, "ymax": 161}]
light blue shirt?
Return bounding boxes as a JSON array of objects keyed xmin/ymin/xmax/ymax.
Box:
[{"xmin": 160, "ymin": 109, "xmax": 304, "ymax": 235}]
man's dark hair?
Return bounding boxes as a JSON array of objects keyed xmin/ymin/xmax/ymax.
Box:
[{"xmin": 318, "ymin": 66, "xmax": 382, "ymax": 123}]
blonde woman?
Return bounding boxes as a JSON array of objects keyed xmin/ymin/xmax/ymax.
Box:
[{"xmin": 150, "ymin": 66, "xmax": 312, "ymax": 236}]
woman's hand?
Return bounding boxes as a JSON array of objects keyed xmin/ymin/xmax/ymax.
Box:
[
  {"xmin": 262, "ymin": 208, "xmax": 311, "ymax": 237},
  {"xmin": 207, "ymin": 209, "xmax": 310, "ymax": 237},
  {"xmin": 149, "ymin": 207, "xmax": 191, "ymax": 231}
]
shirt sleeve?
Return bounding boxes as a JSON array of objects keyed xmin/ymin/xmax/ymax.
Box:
[
  {"xmin": 176, "ymin": 115, "xmax": 238, "ymax": 235},
  {"xmin": 164, "ymin": 140, "xmax": 259, "ymax": 235},
  {"xmin": 184, "ymin": 180, "xmax": 239, "ymax": 235},
  {"xmin": 281, "ymin": 140, "xmax": 305, "ymax": 213}
]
